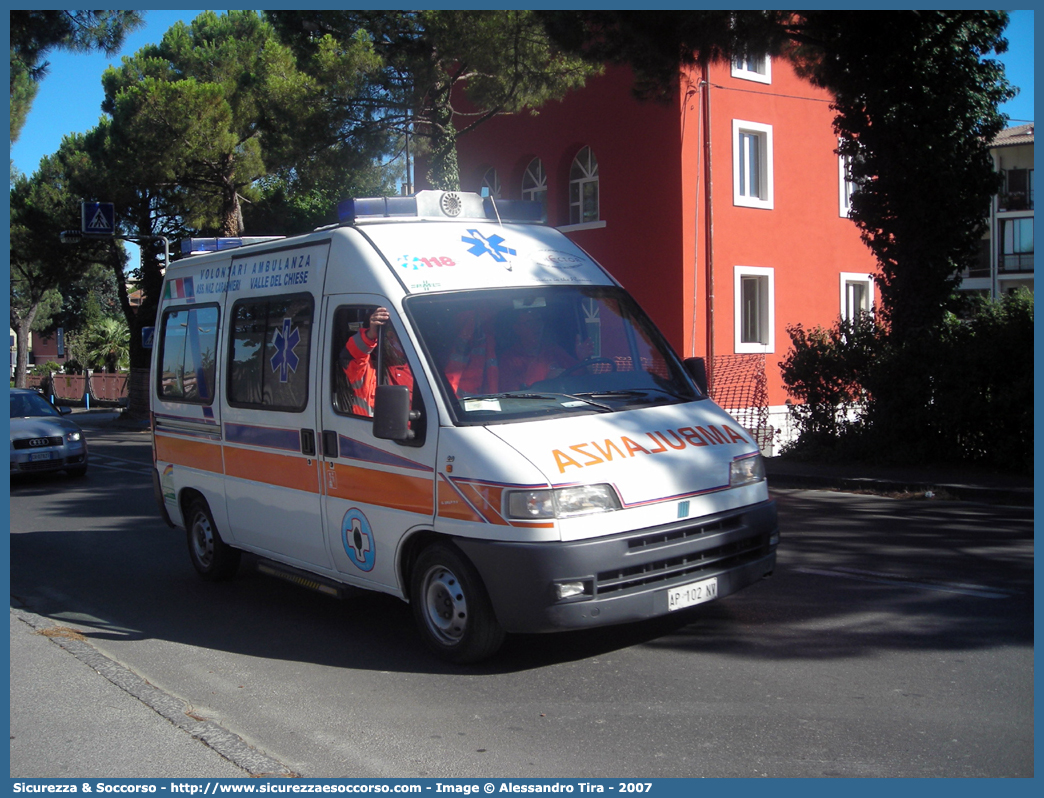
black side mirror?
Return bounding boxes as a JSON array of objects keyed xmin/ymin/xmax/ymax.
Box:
[
  {"xmin": 683, "ymin": 357, "xmax": 708, "ymax": 395},
  {"xmin": 373, "ymin": 385, "xmax": 416, "ymax": 441}
]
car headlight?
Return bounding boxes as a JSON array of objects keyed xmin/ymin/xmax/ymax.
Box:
[
  {"xmin": 505, "ymin": 484, "xmax": 621, "ymax": 519},
  {"xmin": 66, "ymin": 431, "xmax": 81, "ymax": 443},
  {"xmin": 730, "ymin": 453, "xmax": 765, "ymax": 488}
]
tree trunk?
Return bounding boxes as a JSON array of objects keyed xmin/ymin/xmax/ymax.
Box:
[
  {"xmin": 221, "ymin": 191, "xmax": 243, "ymax": 237},
  {"xmin": 126, "ymin": 367, "xmax": 151, "ymax": 419},
  {"xmin": 113, "ymin": 219, "xmax": 156, "ymax": 418},
  {"xmin": 221, "ymin": 154, "xmax": 244, "ymax": 236},
  {"xmin": 12, "ymin": 306, "xmax": 39, "ymax": 389},
  {"xmin": 424, "ymin": 104, "xmax": 461, "ymax": 191}
]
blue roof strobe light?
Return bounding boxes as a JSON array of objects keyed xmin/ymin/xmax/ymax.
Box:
[
  {"xmin": 180, "ymin": 236, "xmax": 285, "ymax": 255},
  {"xmin": 338, "ymin": 190, "xmax": 544, "ymax": 226}
]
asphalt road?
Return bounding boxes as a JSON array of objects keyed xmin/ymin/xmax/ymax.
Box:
[{"xmin": 9, "ymin": 421, "xmax": 1034, "ymax": 778}]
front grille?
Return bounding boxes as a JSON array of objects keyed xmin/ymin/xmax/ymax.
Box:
[
  {"xmin": 627, "ymin": 516, "xmax": 742, "ymax": 551},
  {"xmin": 596, "ymin": 535, "xmax": 771, "ymax": 597},
  {"xmin": 13, "ymin": 436, "xmax": 62, "ymax": 450}
]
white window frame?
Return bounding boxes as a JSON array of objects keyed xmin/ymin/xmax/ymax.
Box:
[
  {"xmin": 521, "ymin": 158, "xmax": 547, "ymax": 204},
  {"xmin": 734, "ymin": 266, "xmax": 775, "ymax": 353},
  {"xmin": 481, "ymin": 167, "xmax": 501, "ymax": 199},
  {"xmin": 838, "ymin": 152, "xmax": 858, "ymax": 218},
  {"xmin": 732, "ymin": 120, "xmax": 774, "ymax": 210},
  {"xmin": 839, "ymin": 272, "xmax": 875, "ymax": 322},
  {"xmin": 569, "ymin": 146, "xmax": 600, "ymax": 225},
  {"xmin": 731, "ymin": 53, "xmax": 771, "ymax": 84}
]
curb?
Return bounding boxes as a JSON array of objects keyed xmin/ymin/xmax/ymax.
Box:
[
  {"xmin": 767, "ymin": 472, "xmax": 1033, "ymax": 506},
  {"xmin": 11, "ymin": 608, "xmax": 298, "ymax": 778}
]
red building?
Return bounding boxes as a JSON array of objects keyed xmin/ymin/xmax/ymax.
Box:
[{"xmin": 443, "ymin": 58, "xmax": 879, "ymax": 451}]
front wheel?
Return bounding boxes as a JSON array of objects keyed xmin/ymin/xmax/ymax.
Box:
[
  {"xmin": 411, "ymin": 542, "xmax": 505, "ymax": 664},
  {"xmin": 186, "ymin": 498, "xmax": 240, "ymax": 581}
]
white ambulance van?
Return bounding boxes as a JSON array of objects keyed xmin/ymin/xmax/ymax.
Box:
[{"xmin": 151, "ymin": 190, "xmax": 778, "ymax": 663}]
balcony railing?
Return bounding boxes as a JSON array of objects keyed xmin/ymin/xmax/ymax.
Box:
[
  {"xmin": 998, "ymin": 192, "xmax": 1034, "ymax": 212},
  {"xmin": 1000, "ymin": 253, "xmax": 1034, "ymax": 273}
]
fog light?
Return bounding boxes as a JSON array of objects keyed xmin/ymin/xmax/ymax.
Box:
[
  {"xmin": 553, "ymin": 581, "xmax": 589, "ymax": 600},
  {"xmin": 769, "ymin": 532, "xmax": 780, "ymax": 547}
]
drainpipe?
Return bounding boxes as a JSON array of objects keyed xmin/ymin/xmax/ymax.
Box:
[
  {"xmin": 991, "ymin": 149, "xmax": 999, "ymax": 299},
  {"xmin": 702, "ymin": 62, "xmax": 715, "ymax": 395}
]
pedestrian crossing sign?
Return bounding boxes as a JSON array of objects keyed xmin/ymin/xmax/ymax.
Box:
[{"xmin": 81, "ymin": 202, "xmax": 116, "ymax": 235}]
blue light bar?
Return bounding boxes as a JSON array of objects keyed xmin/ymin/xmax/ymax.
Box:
[
  {"xmin": 338, "ymin": 190, "xmax": 545, "ymax": 226},
  {"xmin": 179, "ymin": 236, "xmax": 285, "ymax": 255},
  {"xmin": 337, "ymin": 197, "xmax": 418, "ymax": 225}
]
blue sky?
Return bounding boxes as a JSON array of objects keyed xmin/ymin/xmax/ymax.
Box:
[{"xmin": 7, "ymin": 9, "xmax": 1036, "ymax": 181}]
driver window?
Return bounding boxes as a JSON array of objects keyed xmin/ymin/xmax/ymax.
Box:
[{"xmin": 331, "ymin": 305, "xmax": 414, "ymax": 419}]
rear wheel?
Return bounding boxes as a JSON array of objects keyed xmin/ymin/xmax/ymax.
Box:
[
  {"xmin": 411, "ymin": 542, "xmax": 505, "ymax": 664},
  {"xmin": 186, "ymin": 498, "xmax": 240, "ymax": 581}
]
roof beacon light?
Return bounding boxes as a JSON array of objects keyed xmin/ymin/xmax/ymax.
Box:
[
  {"xmin": 180, "ymin": 236, "xmax": 285, "ymax": 256},
  {"xmin": 338, "ymin": 190, "xmax": 544, "ymax": 226}
]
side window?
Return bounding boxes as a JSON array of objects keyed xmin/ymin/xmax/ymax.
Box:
[
  {"xmin": 731, "ymin": 53, "xmax": 771, "ymax": 84},
  {"xmin": 1001, "ymin": 217, "xmax": 1034, "ymax": 270},
  {"xmin": 481, "ymin": 167, "xmax": 502, "ymax": 199},
  {"xmin": 157, "ymin": 305, "xmax": 219, "ymax": 404},
  {"xmin": 732, "ymin": 120, "xmax": 774, "ymax": 210},
  {"xmin": 569, "ymin": 146, "xmax": 599, "ymax": 224},
  {"xmin": 521, "ymin": 158, "xmax": 548, "ymax": 216},
  {"xmin": 840, "ymin": 272, "xmax": 874, "ymax": 322},
  {"xmin": 331, "ymin": 305, "xmax": 418, "ymax": 423},
  {"xmin": 838, "ymin": 144, "xmax": 860, "ymax": 218},
  {"xmin": 734, "ymin": 266, "xmax": 775, "ymax": 353},
  {"xmin": 228, "ymin": 293, "xmax": 313, "ymax": 411}
]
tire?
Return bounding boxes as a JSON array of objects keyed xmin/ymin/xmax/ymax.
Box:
[
  {"xmin": 186, "ymin": 498, "xmax": 241, "ymax": 581},
  {"xmin": 410, "ymin": 542, "xmax": 506, "ymax": 664}
]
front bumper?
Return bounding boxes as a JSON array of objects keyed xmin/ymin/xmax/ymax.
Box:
[
  {"xmin": 455, "ymin": 498, "xmax": 778, "ymax": 633},
  {"xmin": 11, "ymin": 447, "xmax": 87, "ymax": 473}
]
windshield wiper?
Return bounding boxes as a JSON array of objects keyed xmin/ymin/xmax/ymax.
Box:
[
  {"xmin": 574, "ymin": 388, "xmax": 690, "ymax": 404},
  {"xmin": 464, "ymin": 392, "xmax": 614, "ymax": 412}
]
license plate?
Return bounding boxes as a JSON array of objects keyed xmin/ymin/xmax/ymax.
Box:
[
  {"xmin": 666, "ymin": 577, "xmax": 718, "ymax": 611},
  {"xmin": 29, "ymin": 452, "xmax": 53, "ymax": 462}
]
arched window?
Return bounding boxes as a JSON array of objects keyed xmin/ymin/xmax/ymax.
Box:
[
  {"xmin": 482, "ymin": 167, "xmax": 501, "ymax": 199},
  {"xmin": 521, "ymin": 158, "xmax": 547, "ymax": 217},
  {"xmin": 521, "ymin": 158, "xmax": 547, "ymax": 203},
  {"xmin": 569, "ymin": 147, "xmax": 599, "ymax": 224}
]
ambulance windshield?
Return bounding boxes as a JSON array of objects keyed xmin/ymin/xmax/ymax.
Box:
[{"xmin": 406, "ymin": 286, "xmax": 701, "ymax": 424}]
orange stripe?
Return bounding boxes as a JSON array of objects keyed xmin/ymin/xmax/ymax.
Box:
[
  {"xmin": 437, "ymin": 477, "xmax": 487, "ymax": 523},
  {"xmin": 446, "ymin": 479, "xmax": 556, "ymax": 529},
  {"xmin": 458, "ymin": 482, "xmax": 509, "ymax": 525},
  {"xmin": 155, "ymin": 434, "xmax": 223, "ymax": 474},
  {"xmin": 224, "ymin": 446, "xmax": 320, "ymax": 493},
  {"xmin": 326, "ymin": 463, "xmax": 433, "ymax": 514}
]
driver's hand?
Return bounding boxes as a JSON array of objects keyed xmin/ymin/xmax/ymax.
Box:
[{"xmin": 369, "ymin": 307, "xmax": 391, "ymax": 328}]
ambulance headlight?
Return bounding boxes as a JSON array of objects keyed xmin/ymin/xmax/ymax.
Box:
[
  {"xmin": 505, "ymin": 484, "xmax": 621, "ymax": 519},
  {"xmin": 730, "ymin": 453, "xmax": 765, "ymax": 488},
  {"xmin": 506, "ymin": 490, "xmax": 555, "ymax": 519},
  {"xmin": 553, "ymin": 484, "xmax": 621, "ymax": 517}
]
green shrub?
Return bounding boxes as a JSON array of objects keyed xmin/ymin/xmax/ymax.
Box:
[
  {"xmin": 781, "ymin": 290, "xmax": 1033, "ymax": 473},
  {"xmin": 779, "ymin": 312, "xmax": 881, "ymax": 457},
  {"xmin": 29, "ymin": 361, "xmax": 62, "ymax": 376}
]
